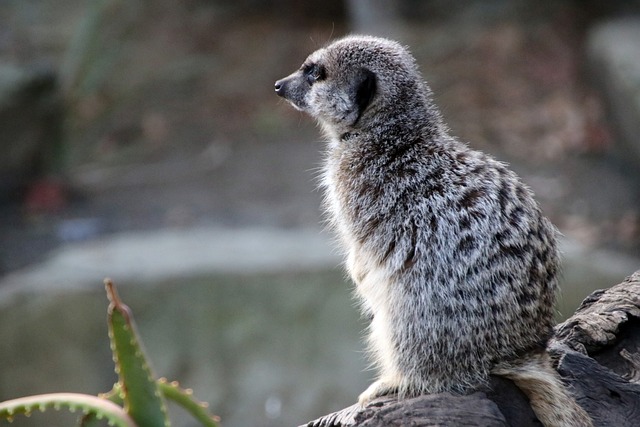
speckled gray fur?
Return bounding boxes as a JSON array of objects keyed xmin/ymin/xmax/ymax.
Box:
[{"xmin": 275, "ymin": 35, "xmax": 592, "ymax": 426}]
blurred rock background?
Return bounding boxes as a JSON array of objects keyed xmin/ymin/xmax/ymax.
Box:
[{"xmin": 0, "ymin": 1, "xmax": 639, "ymax": 426}]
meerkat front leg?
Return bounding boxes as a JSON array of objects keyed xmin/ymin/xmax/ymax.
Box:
[
  {"xmin": 358, "ymin": 376, "xmax": 402, "ymax": 406},
  {"xmin": 358, "ymin": 305, "xmax": 404, "ymax": 406}
]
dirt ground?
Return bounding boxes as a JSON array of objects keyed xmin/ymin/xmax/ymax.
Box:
[{"xmin": 0, "ymin": 1, "xmax": 638, "ymax": 274}]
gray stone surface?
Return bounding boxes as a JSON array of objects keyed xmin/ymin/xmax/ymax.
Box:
[
  {"xmin": 0, "ymin": 226, "xmax": 340, "ymax": 304},
  {"xmin": 588, "ymin": 18, "xmax": 640, "ymax": 164}
]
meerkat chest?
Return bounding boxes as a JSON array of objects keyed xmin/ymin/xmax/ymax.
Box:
[
  {"xmin": 346, "ymin": 247, "xmax": 392, "ymax": 314},
  {"xmin": 324, "ymin": 158, "xmax": 391, "ymax": 309},
  {"xmin": 322, "ymin": 151, "xmax": 353, "ymax": 236}
]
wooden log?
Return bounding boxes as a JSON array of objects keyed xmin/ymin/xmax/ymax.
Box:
[{"xmin": 301, "ymin": 270, "xmax": 640, "ymax": 427}]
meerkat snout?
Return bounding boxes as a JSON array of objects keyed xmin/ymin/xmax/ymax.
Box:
[
  {"xmin": 274, "ymin": 80, "xmax": 283, "ymax": 95},
  {"xmin": 274, "ymin": 61, "xmax": 327, "ymax": 111},
  {"xmin": 274, "ymin": 73, "xmax": 308, "ymax": 112},
  {"xmin": 275, "ymin": 79, "xmax": 286, "ymax": 98}
]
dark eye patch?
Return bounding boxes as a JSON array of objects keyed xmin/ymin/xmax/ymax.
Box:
[{"xmin": 302, "ymin": 63, "xmax": 325, "ymax": 84}]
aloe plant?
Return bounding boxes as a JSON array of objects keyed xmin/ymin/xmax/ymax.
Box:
[{"xmin": 0, "ymin": 279, "xmax": 219, "ymax": 427}]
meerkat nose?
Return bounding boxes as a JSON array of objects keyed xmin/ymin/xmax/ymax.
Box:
[{"xmin": 274, "ymin": 80, "xmax": 285, "ymax": 97}]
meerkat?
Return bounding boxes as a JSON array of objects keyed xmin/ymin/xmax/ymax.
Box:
[{"xmin": 275, "ymin": 35, "xmax": 593, "ymax": 427}]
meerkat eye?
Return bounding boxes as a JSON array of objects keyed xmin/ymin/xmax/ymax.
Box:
[{"xmin": 303, "ymin": 63, "xmax": 325, "ymax": 84}]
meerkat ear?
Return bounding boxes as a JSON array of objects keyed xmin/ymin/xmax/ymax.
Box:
[{"xmin": 352, "ymin": 68, "xmax": 376, "ymax": 124}]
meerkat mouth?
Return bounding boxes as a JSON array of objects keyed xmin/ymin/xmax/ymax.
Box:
[{"xmin": 274, "ymin": 75, "xmax": 308, "ymax": 111}]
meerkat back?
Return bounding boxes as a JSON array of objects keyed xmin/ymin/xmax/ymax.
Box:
[{"xmin": 275, "ymin": 35, "xmax": 592, "ymax": 427}]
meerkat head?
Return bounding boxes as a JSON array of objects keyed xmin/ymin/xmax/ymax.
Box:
[{"xmin": 275, "ymin": 35, "xmax": 434, "ymax": 138}]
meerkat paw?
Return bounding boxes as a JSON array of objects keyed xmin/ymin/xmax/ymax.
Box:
[{"xmin": 358, "ymin": 379, "xmax": 400, "ymax": 407}]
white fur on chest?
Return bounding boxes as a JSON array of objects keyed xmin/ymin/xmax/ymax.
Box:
[
  {"xmin": 347, "ymin": 246, "xmax": 400, "ymax": 378},
  {"xmin": 324, "ymin": 156, "xmax": 399, "ymax": 377},
  {"xmin": 323, "ymin": 148, "xmax": 390, "ymax": 307}
]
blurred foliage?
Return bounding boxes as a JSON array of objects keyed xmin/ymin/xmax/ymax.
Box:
[{"xmin": 0, "ymin": 279, "xmax": 219, "ymax": 427}]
